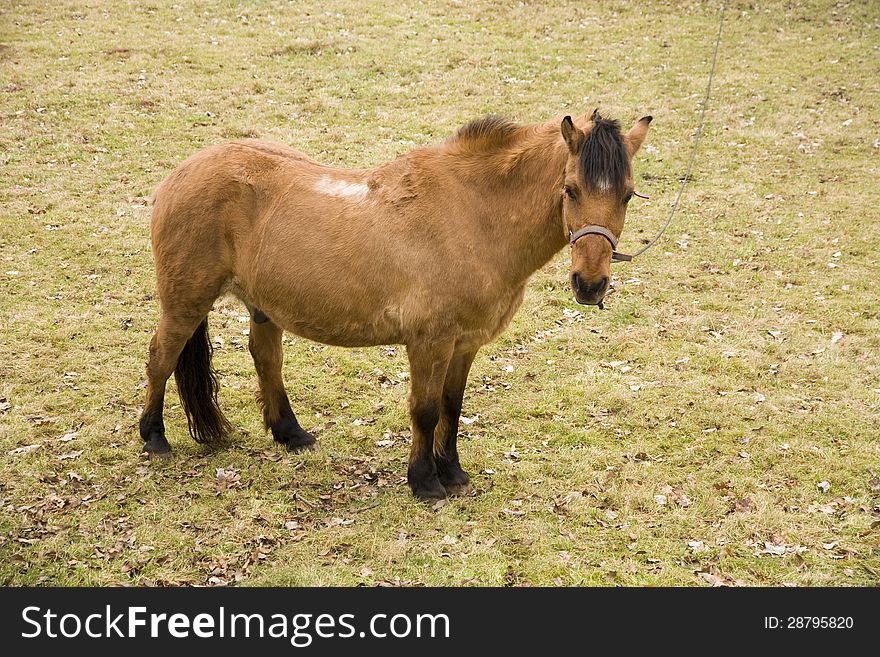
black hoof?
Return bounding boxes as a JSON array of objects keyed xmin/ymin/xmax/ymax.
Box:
[
  {"xmin": 408, "ymin": 455, "xmax": 447, "ymax": 499},
  {"xmin": 139, "ymin": 409, "xmax": 170, "ymax": 455},
  {"xmin": 438, "ymin": 465, "xmax": 469, "ymax": 486},
  {"xmin": 408, "ymin": 470, "xmax": 447, "ymax": 500},
  {"xmin": 142, "ymin": 435, "xmax": 172, "ymax": 457},
  {"xmin": 410, "ymin": 477, "xmax": 448, "ymax": 500},
  {"xmin": 443, "ymin": 480, "xmax": 473, "ymax": 496},
  {"xmin": 274, "ymin": 427, "xmax": 318, "ymax": 453},
  {"xmin": 438, "ymin": 461, "xmax": 470, "ymax": 496}
]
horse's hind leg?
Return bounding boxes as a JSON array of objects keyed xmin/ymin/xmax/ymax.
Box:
[
  {"xmin": 140, "ymin": 312, "xmax": 211, "ymax": 455},
  {"xmin": 248, "ymin": 317, "xmax": 316, "ymax": 452}
]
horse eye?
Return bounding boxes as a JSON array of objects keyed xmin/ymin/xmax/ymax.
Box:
[{"xmin": 564, "ymin": 185, "xmax": 576, "ymax": 200}]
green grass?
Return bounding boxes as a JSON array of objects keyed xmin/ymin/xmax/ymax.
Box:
[{"xmin": 1, "ymin": 0, "xmax": 878, "ymax": 586}]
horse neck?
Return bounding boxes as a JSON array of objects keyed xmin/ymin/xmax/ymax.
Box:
[{"xmin": 469, "ymin": 124, "xmax": 570, "ymax": 284}]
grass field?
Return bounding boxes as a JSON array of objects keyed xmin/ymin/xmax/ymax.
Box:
[{"xmin": 1, "ymin": 0, "xmax": 878, "ymax": 586}]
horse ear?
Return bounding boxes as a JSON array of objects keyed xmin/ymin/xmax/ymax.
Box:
[
  {"xmin": 560, "ymin": 116, "xmax": 580, "ymax": 153},
  {"xmin": 625, "ymin": 115, "xmax": 653, "ymax": 156}
]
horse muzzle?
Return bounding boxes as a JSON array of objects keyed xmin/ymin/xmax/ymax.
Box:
[{"xmin": 571, "ymin": 272, "xmax": 609, "ymax": 307}]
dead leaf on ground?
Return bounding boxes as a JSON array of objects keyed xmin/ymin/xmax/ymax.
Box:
[
  {"xmin": 214, "ymin": 467, "xmax": 242, "ymax": 492},
  {"xmin": 325, "ymin": 517, "xmax": 354, "ymax": 527},
  {"xmin": 763, "ymin": 542, "xmax": 786, "ymax": 556},
  {"xmin": 757, "ymin": 539, "xmax": 807, "ymax": 557},
  {"xmin": 9, "ymin": 444, "xmax": 42, "ymax": 456},
  {"xmin": 671, "ymin": 490, "xmax": 692, "ymax": 507},
  {"xmin": 695, "ymin": 568, "xmax": 735, "ymax": 586},
  {"xmin": 807, "ymin": 500, "xmax": 839, "ymax": 515}
]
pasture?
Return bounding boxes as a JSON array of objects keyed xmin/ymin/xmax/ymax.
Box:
[{"xmin": 1, "ymin": 0, "xmax": 878, "ymax": 586}]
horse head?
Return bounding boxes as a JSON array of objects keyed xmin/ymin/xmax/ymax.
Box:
[{"xmin": 561, "ymin": 111, "xmax": 652, "ymax": 306}]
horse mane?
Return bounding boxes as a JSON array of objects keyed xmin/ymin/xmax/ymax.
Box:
[
  {"xmin": 448, "ymin": 114, "xmax": 522, "ymax": 150},
  {"xmin": 580, "ymin": 112, "xmax": 629, "ymax": 196}
]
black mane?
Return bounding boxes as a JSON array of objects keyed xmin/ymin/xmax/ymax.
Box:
[{"xmin": 580, "ymin": 112, "xmax": 629, "ymax": 196}]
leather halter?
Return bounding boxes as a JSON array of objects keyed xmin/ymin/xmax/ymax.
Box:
[
  {"xmin": 569, "ymin": 225, "xmax": 633, "ymax": 262},
  {"xmin": 563, "ymin": 202, "xmax": 633, "ymax": 262}
]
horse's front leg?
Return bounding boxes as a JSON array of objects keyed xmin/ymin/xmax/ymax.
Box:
[
  {"xmin": 434, "ymin": 348, "xmax": 478, "ymax": 495},
  {"xmin": 405, "ymin": 338, "xmax": 455, "ymax": 499}
]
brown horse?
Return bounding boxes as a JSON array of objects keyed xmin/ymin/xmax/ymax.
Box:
[{"xmin": 139, "ymin": 109, "xmax": 652, "ymax": 499}]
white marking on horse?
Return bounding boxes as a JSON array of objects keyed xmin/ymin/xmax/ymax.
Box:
[{"xmin": 314, "ymin": 176, "xmax": 369, "ymax": 201}]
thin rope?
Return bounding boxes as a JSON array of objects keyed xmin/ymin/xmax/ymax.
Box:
[{"xmin": 630, "ymin": 0, "xmax": 727, "ymax": 260}]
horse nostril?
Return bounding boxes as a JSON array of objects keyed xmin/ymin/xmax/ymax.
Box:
[
  {"xmin": 597, "ymin": 276, "xmax": 609, "ymax": 293},
  {"xmin": 570, "ymin": 272, "xmax": 582, "ymax": 292}
]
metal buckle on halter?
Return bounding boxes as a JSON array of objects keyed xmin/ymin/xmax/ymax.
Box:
[{"xmin": 568, "ymin": 225, "xmax": 633, "ymax": 262}]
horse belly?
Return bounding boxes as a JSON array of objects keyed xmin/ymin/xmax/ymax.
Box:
[
  {"xmin": 239, "ymin": 280, "xmax": 405, "ymax": 347},
  {"xmin": 280, "ymin": 310, "xmax": 404, "ymax": 347}
]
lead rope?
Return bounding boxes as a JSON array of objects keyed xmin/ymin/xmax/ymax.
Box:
[{"xmin": 627, "ymin": 0, "xmax": 727, "ymax": 261}]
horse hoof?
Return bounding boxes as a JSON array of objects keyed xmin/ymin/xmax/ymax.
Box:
[
  {"xmin": 439, "ymin": 467, "xmax": 470, "ymax": 491},
  {"xmin": 444, "ymin": 482, "xmax": 474, "ymax": 497},
  {"xmin": 142, "ymin": 435, "xmax": 172, "ymax": 457},
  {"xmin": 143, "ymin": 443, "xmax": 172, "ymax": 459},
  {"xmin": 284, "ymin": 430, "xmax": 318, "ymax": 453},
  {"xmin": 286, "ymin": 441, "xmax": 318, "ymax": 453},
  {"xmin": 410, "ymin": 478, "xmax": 447, "ymax": 500}
]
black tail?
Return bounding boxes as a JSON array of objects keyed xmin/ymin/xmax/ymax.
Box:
[{"xmin": 174, "ymin": 318, "xmax": 231, "ymax": 445}]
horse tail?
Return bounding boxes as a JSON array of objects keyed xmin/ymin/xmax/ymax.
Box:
[{"xmin": 174, "ymin": 318, "xmax": 232, "ymax": 445}]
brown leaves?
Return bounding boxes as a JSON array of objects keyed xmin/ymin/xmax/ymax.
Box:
[
  {"xmin": 696, "ymin": 570, "xmax": 723, "ymax": 586},
  {"xmin": 206, "ymin": 559, "xmax": 242, "ymax": 586},
  {"xmin": 214, "ymin": 467, "xmax": 242, "ymax": 493},
  {"xmin": 731, "ymin": 497, "xmax": 756, "ymax": 514},
  {"xmin": 754, "ymin": 534, "xmax": 808, "ymax": 557},
  {"xmin": 654, "ymin": 485, "xmax": 691, "ymax": 509},
  {"xmin": 501, "ymin": 506, "xmax": 526, "ymax": 518},
  {"xmin": 806, "ymin": 496, "xmax": 857, "ymax": 516},
  {"xmin": 8, "ymin": 429, "xmax": 81, "ymax": 457},
  {"xmin": 375, "ymin": 429, "xmax": 408, "ymax": 448},
  {"xmin": 280, "ymin": 517, "xmax": 309, "ymax": 544},
  {"xmin": 204, "ymin": 534, "xmax": 276, "ymax": 586},
  {"xmin": 320, "ymin": 517, "xmax": 355, "ymax": 531}
]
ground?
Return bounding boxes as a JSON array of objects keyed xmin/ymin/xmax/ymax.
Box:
[{"xmin": 0, "ymin": 0, "xmax": 878, "ymax": 586}]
